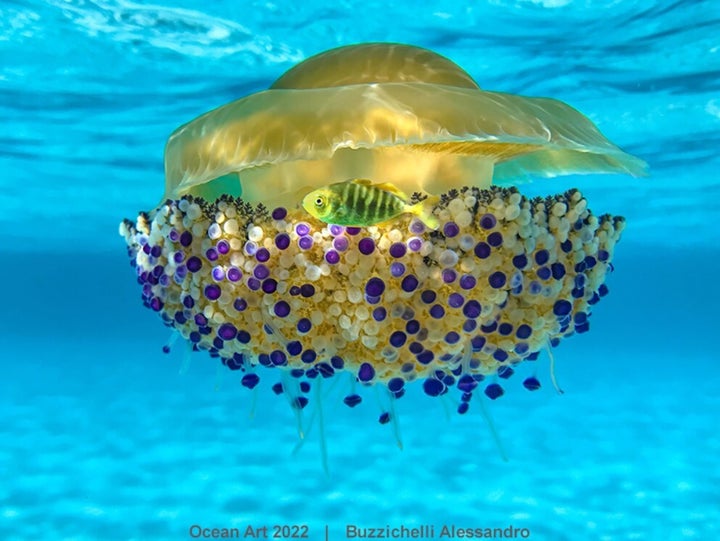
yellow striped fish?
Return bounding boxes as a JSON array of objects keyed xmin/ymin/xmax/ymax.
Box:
[{"xmin": 302, "ymin": 179, "xmax": 440, "ymax": 229}]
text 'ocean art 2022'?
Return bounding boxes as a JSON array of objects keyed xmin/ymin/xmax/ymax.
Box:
[{"xmin": 120, "ymin": 43, "xmax": 646, "ymax": 466}]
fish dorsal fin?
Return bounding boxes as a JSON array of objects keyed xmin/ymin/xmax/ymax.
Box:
[
  {"xmin": 350, "ymin": 178, "xmax": 373, "ymax": 186},
  {"xmin": 373, "ymin": 182, "xmax": 409, "ymax": 200}
]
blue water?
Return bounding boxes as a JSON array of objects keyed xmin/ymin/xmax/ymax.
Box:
[{"xmin": 2, "ymin": 1, "xmax": 719, "ymax": 540}]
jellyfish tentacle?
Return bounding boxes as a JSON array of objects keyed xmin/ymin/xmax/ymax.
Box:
[
  {"xmin": 179, "ymin": 341, "xmax": 192, "ymax": 375},
  {"xmin": 545, "ymin": 339, "xmax": 565, "ymax": 395},
  {"xmin": 315, "ymin": 378, "xmax": 330, "ymax": 476},
  {"xmin": 386, "ymin": 389, "xmax": 403, "ymax": 451},
  {"xmin": 162, "ymin": 330, "xmax": 180, "ymax": 354},
  {"xmin": 477, "ymin": 394, "xmax": 509, "ymax": 463}
]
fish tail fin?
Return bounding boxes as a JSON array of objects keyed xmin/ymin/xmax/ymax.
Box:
[{"xmin": 408, "ymin": 195, "xmax": 440, "ymax": 231}]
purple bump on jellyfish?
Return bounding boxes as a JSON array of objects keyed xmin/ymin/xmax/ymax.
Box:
[
  {"xmin": 460, "ymin": 275, "xmax": 476, "ymax": 290},
  {"xmin": 217, "ymin": 240, "xmax": 230, "ymax": 254},
  {"xmin": 401, "ymin": 274, "xmax": 419, "ymax": 292},
  {"xmin": 233, "ymin": 297, "xmax": 247, "ymax": 312},
  {"xmin": 391, "ymin": 262, "xmax": 406, "ymax": 277},
  {"xmin": 489, "ymin": 272, "xmax": 507, "ymax": 289},
  {"xmin": 358, "ymin": 238, "xmax": 375, "ymax": 255},
  {"xmin": 474, "ymin": 242, "xmax": 491, "ymax": 259},
  {"xmin": 480, "ymin": 214, "xmax": 497, "ymax": 230},
  {"xmin": 218, "ymin": 323, "xmax": 237, "ymax": 341},
  {"xmin": 389, "ymin": 331, "xmax": 407, "ymax": 348},
  {"xmin": 253, "ymin": 264, "xmax": 270, "ymax": 280},
  {"xmin": 227, "ymin": 267, "xmax": 242, "ymax": 282},
  {"xmin": 274, "ymin": 300, "xmax": 291, "ymax": 317},
  {"xmin": 241, "ymin": 374, "xmax": 260, "ymax": 389},
  {"xmin": 297, "ymin": 318, "xmax": 312, "ymax": 333},
  {"xmin": 333, "ymin": 236, "xmax": 349, "ymax": 251},
  {"xmin": 204, "ymin": 284, "xmax": 221, "ymax": 300},
  {"xmin": 407, "ymin": 237, "xmax": 422, "ymax": 252},
  {"xmin": 448, "ymin": 292, "xmax": 464, "ymax": 308},
  {"xmin": 457, "ymin": 374, "xmax": 478, "ymax": 393},
  {"xmin": 275, "ymin": 233, "xmax": 291, "ymax": 250},
  {"xmin": 186, "ymin": 256, "xmax": 202, "ymax": 272},
  {"xmin": 442, "ymin": 269, "xmax": 457, "ymax": 284},
  {"xmin": 487, "ymin": 232, "xmax": 503, "ymax": 247},
  {"xmin": 262, "ymin": 278, "xmax": 278, "ymax": 294},
  {"xmin": 553, "ymin": 299, "xmax": 573, "ymax": 317},
  {"xmin": 344, "ymin": 394, "xmax": 362, "ymax": 407},
  {"xmin": 484, "ymin": 383, "xmax": 504, "ymax": 400},
  {"xmin": 358, "ymin": 363, "xmax": 375, "ymax": 383},
  {"xmin": 365, "ymin": 277, "xmax": 385, "ymax": 297},
  {"xmin": 409, "ymin": 220, "xmax": 425, "ymax": 234},
  {"xmin": 179, "ymin": 231, "xmax": 193, "ymax": 247},
  {"xmin": 443, "ymin": 222, "xmax": 459, "ymax": 237},
  {"xmin": 325, "ymin": 250, "xmax": 340, "ymax": 264},
  {"xmin": 389, "ymin": 242, "xmax": 407, "ymax": 258},
  {"xmin": 463, "ymin": 300, "xmax": 482, "ymax": 319},
  {"xmin": 300, "ymin": 284, "xmax": 315, "ymax": 298},
  {"xmin": 423, "ymin": 378, "xmax": 445, "ymax": 397}
]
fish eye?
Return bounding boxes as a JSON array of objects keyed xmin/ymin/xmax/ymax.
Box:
[{"xmin": 314, "ymin": 196, "xmax": 324, "ymax": 207}]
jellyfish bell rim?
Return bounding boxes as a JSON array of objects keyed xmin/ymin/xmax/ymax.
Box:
[{"xmin": 163, "ymin": 43, "xmax": 648, "ymax": 204}]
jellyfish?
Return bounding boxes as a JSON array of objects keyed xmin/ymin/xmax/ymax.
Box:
[{"xmin": 120, "ymin": 43, "xmax": 645, "ymax": 458}]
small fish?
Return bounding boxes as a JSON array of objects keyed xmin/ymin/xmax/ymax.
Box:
[{"xmin": 302, "ymin": 179, "xmax": 440, "ymax": 229}]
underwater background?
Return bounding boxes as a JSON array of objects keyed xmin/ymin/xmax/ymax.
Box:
[{"xmin": 1, "ymin": 1, "xmax": 719, "ymax": 540}]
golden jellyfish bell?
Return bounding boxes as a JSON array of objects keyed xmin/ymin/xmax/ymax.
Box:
[{"xmin": 164, "ymin": 43, "xmax": 646, "ymax": 205}]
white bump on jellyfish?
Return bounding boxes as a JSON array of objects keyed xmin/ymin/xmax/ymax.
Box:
[
  {"xmin": 311, "ymin": 310, "xmax": 324, "ymax": 325},
  {"xmin": 552, "ymin": 202, "xmax": 568, "ymax": 217},
  {"xmin": 420, "ymin": 241, "xmax": 434, "ymax": 257},
  {"xmin": 347, "ymin": 287, "xmax": 363, "ymax": 304},
  {"xmin": 458, "ymin": 234, "xmax": 475, "ymax": 251},
  {"xmin": 363, "ymin": 321, "xmax": 379, "ymax": 336},
  {"xmin": 223, "ymin": 218, "xmax": 239, "ymax": 235},
  {"xmin": 382, "ymin": 347, "xmax": 398, "ymax": 362},
  {"xmin": 339, "ymin": 315, "xmax": 352, "ymax": 330},
  {"xmin": 248, "ymin": 225, "xmax": 264, "ymax": 242},
  {"xmin": 362, "ymin": 335, "xmax": 378, "ymax": 349},
  {"xmin": 388, "ymin": 229, "xmax": 403, "ymax": 242},
  {"xmin": 208, "ymin": 223, "xmax": 222, "ymax": 239},
  {"xmin": 391, "ymin": 303, "xmax": 405, "ymax": 318},
  {"xmin": 439, "ymin": 249, "xmax": 459, "ymax": 268},
  {"xmin": 305, "ymin": 265, "xmax": 322, "ymax": 281},
  {"xmin": 333, "ymin": 289, "xmax": 347, "ymax": 303},
  {"xmin": 455, "ymin": 210, "xmax": 473, "ymax": 227},
  {"xmin": 505, "ymin": 204, "xmax": 521, "ymax": 221},
  {"xmin": 511, "ymin": 271, "xmax": 523, "ymax": 289},
  {"xmin": 186, "ymin": 203, "xmax": 201, "ymax": 220},
  {"xmin": 448, "ymin": 198, "xmax": 465, "ymax": 215}
]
